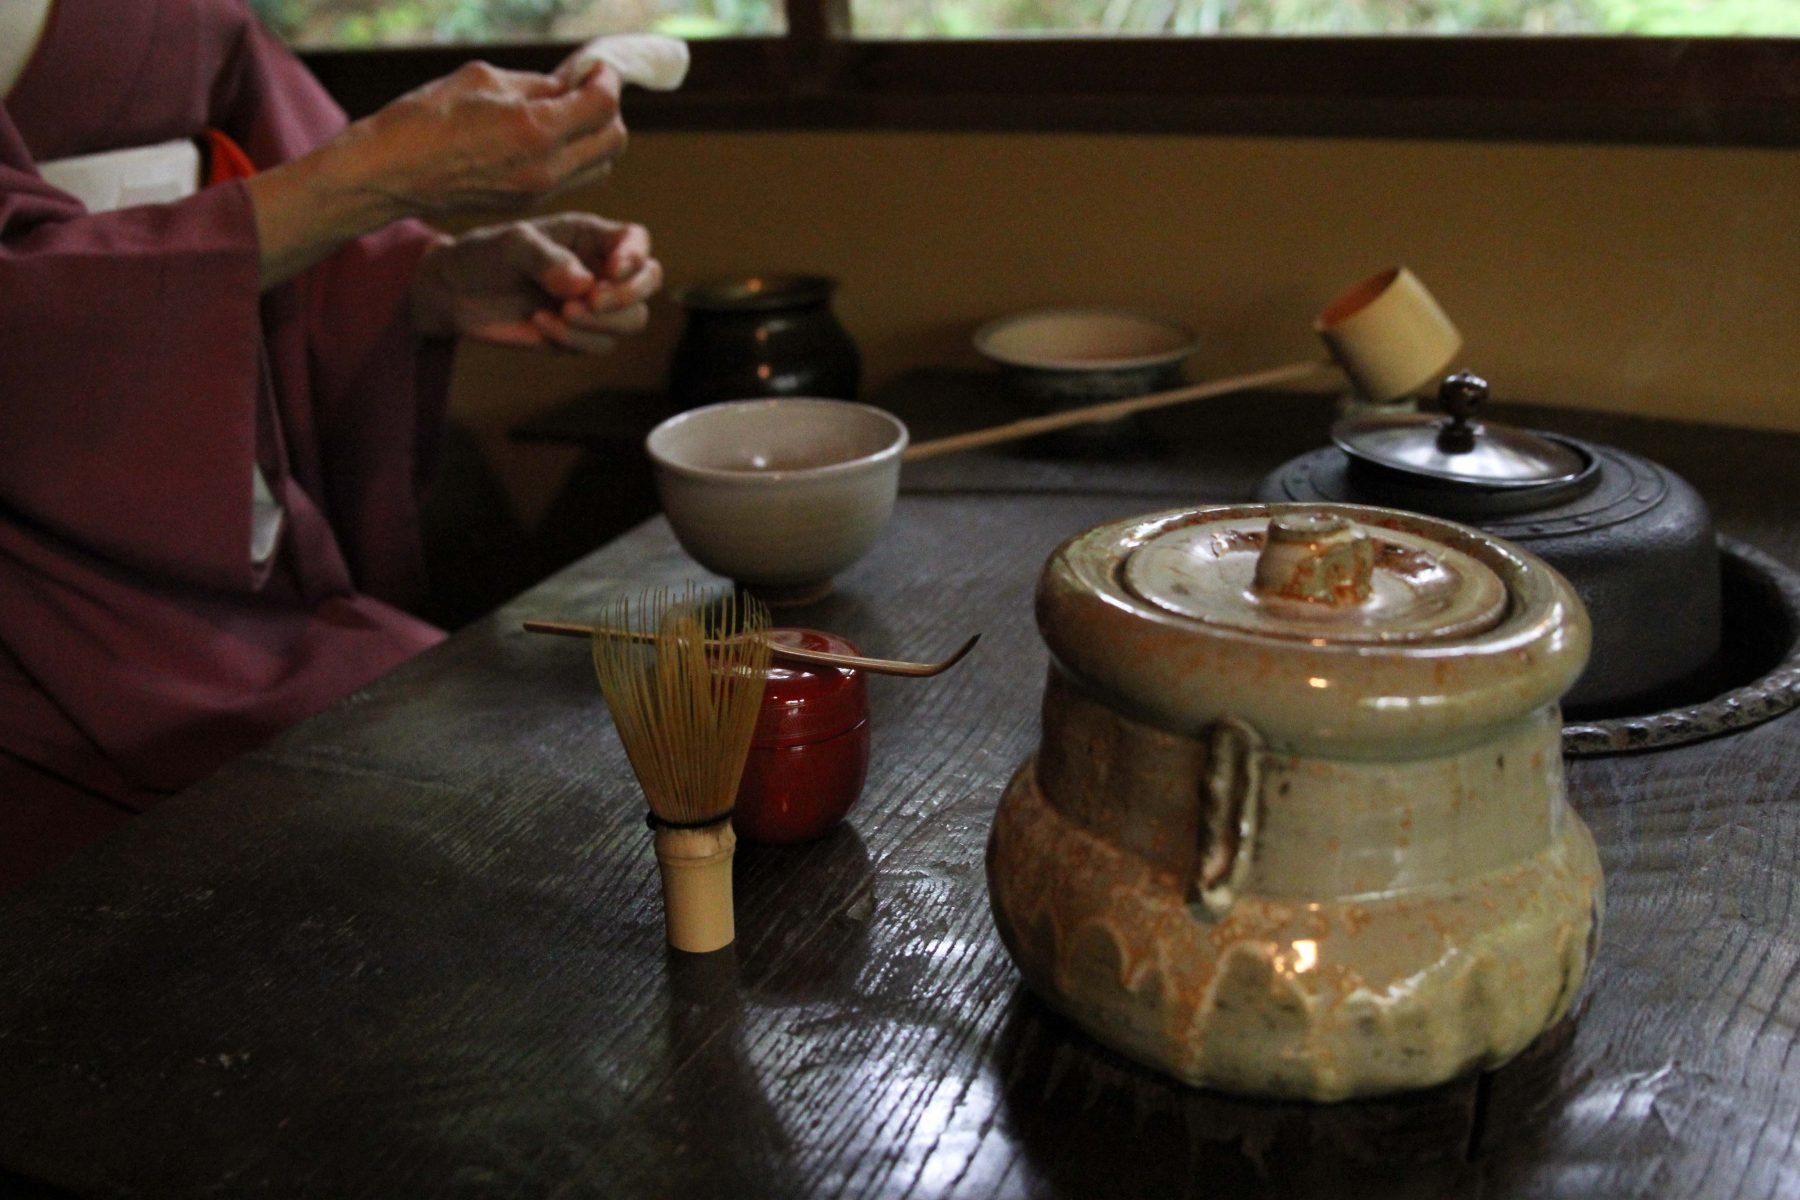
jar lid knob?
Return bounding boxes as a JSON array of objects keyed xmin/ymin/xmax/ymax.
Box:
[{"xmin": 1251, "ymin": 513, "xmax": 1375, "ymax": 607}]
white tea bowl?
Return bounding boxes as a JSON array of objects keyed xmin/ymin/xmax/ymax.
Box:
[{"xmin": 646, "ymin": 398, "xmax": 910, "ymax": 604}]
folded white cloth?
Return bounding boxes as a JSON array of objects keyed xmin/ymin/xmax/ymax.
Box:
[
  {"xmin": 561, "ymin": 34, "xmax": 691, "ymax": 91},
  {"xmin": 36, "ymin": 139, "xmax": 202, "ymax": 213}
]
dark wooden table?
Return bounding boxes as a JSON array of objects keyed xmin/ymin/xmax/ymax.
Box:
[{"xmin": 3, "ymin": 371, "xmax": 1797, "ymax": 1199}]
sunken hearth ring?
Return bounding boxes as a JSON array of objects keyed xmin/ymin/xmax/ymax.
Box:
[{"xmin": 1563, "ymin": 536, "xmax": 1800, "ymax": 756}]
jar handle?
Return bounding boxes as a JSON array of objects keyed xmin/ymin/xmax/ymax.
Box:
[{"xmin": 1192, "ymin": 716, "xmax": 1263, "ymax": 916}]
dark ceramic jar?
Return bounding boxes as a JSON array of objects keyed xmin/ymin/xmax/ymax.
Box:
[
  {"xmin": 734, "ymin": 629, "xmax": 871, "ymax": 844},
  {"xmin": 667, "ymin": 275, "xmax": 861, "ymax": 410}
]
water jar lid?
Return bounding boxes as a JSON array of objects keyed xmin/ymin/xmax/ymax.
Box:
[{"xmin": 1121, "ymin": 511, "xmax": 1508, "ymax": 645}]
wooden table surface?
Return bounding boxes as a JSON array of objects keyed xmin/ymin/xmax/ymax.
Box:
[{"xmin": 2, "ymin": 371, "xmax": 1797, "ymax": 1199}]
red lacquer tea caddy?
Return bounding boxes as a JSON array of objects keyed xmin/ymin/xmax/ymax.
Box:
[{"xmin": 734, "ymin": 628, "xmax": 871, "ymax": 844}]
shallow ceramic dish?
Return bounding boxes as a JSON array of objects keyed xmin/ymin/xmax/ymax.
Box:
[
  {"xmin": 646, "ymin": 398, "xmax": 909, "ymax": 605},
  {"xmin": 974, "ymin": 307, "xmax": 1200, "ymax": 408}
]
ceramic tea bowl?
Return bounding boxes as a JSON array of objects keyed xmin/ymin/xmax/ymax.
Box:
[
  {"xmin": 646, "ymin": 398, "xmax": 909, "ymax": 605},
  {"xmin": 974, "ymin": 307, "xmax": 1200, "ymax": 408}
]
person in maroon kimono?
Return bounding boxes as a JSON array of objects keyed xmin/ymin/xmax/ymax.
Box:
[{"xmin": 0, "ymin": 0, "xmax": 666, "ymax": 889}]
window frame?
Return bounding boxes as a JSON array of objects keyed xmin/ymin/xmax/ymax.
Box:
[{"xmin": 298, "ymin": 1, "xmax": 1800, "ymax": 148}]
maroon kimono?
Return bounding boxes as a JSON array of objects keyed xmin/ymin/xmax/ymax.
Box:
[{"xmin": 0, "ymin": 0, "xmax": 453, "ymax": 887}]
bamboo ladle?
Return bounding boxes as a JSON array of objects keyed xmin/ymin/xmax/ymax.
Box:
[
  {"xmin": 901, "ymin": 359, "xmax": 1332, "ymax": 462},
  {"xmin": 901, "ymin": 266, "xmax": 1462, "ymax": 463}
]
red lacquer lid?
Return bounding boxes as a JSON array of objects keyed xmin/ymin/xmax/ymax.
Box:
[{"xmin": 755, "ymin": 629, "xmax": 870, "ymax": 748}]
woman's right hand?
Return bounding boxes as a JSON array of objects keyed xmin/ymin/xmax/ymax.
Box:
[
  {"xmin": 246, "ymin": 61, "xmax": 630, "ymax": 288},
  {"xmin": 344, "ymin": 60, "xmax": 628, "ymax": 216}
]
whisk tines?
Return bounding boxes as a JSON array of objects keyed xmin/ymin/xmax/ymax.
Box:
[
  {"xmin": 590, "ymin": 586, "xmax": 773, "ymax": 828},
  {"xmin": 588, "ymin": 585, "xmax": 772, "ymax": 954}
]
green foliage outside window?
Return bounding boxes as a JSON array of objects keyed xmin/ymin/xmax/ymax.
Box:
[
  {"xmin": 250, "ymin": 0, "xmax": 778, "ymax": 42},
  {"xmin": 248, "ymin": 0, "xmax": 1800, "ymax": 45}
]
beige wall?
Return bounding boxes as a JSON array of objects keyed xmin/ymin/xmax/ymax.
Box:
[{"xmin": 451, "ymin": 132, "xmax": 1799, "ymax": 520}]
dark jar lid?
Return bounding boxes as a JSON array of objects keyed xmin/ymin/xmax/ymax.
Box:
[
  {"xmin": 676, "ymin": 274, "xmax": 838, "ymax": 314},
  {"xmin": 755, "ymin": 629, "xmax": 871, "ymax": 747}
]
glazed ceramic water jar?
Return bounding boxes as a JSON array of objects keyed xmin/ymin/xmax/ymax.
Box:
[{"xmin": 986, "ymin": 502, "xmax": 1604, "ymax": 1102}]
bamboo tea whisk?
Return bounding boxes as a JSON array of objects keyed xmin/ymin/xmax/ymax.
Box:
[{"xmin": 590, "ymin": 588, "xmax": 773, "ymax": 953}]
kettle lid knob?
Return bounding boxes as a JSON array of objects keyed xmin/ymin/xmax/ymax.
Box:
[{"xmin": 1434, "ymin": 371, "xmax": 1488, "ymax": 454}]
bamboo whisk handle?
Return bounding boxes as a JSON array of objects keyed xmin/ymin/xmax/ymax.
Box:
[{"xmin": 655, "ymin": 823, "xmax": 737, "ymax": 954}]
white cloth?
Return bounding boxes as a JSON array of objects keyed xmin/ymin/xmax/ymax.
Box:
[
  {"xmin": 561, "ymin": 34, "xmax": 690, "ymax": 91},
  {"xmin": 36, "ymin": 139, "xmax": 202, "ymax": 211}
]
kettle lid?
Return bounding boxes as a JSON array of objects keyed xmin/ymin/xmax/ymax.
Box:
[{"xmin": 1333, "ymin": 372, "xmax": 1587, "ymax": 489}]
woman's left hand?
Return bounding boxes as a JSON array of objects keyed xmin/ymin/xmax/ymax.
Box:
[{"xmin": 410, "ymin": 213, "xmax": 662, "ymax": 353}]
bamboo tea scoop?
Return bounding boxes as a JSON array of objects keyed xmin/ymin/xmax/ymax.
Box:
[
  {"xmin": 524, "ymin": 619, "xmax": 979, "ymax": 678},
  {"xmin": 901, "ymin": 359, "xmax": 1331, "ymax": 462}
]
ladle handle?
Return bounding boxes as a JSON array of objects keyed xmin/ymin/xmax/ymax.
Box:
[{"xmin": 901, "ymin": 359, "xmax": 1333, "ymax": 462}]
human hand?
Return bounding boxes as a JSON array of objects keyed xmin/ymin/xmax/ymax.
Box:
[
  {"xmin": 340, "ymin": 60, "xmax": 628, "ymax": 219},
  {"xmin": 410, "ymin": 213, "xmax": 662, "ymax": 354},
  {"xmin": 248, "ymin": 59, "xmax": 632, "ymax": 288}
]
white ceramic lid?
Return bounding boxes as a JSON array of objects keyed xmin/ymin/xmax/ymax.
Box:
[{"xmin": 1121, "ymin": 511, "xmax": 1507, "ymax": 644}]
